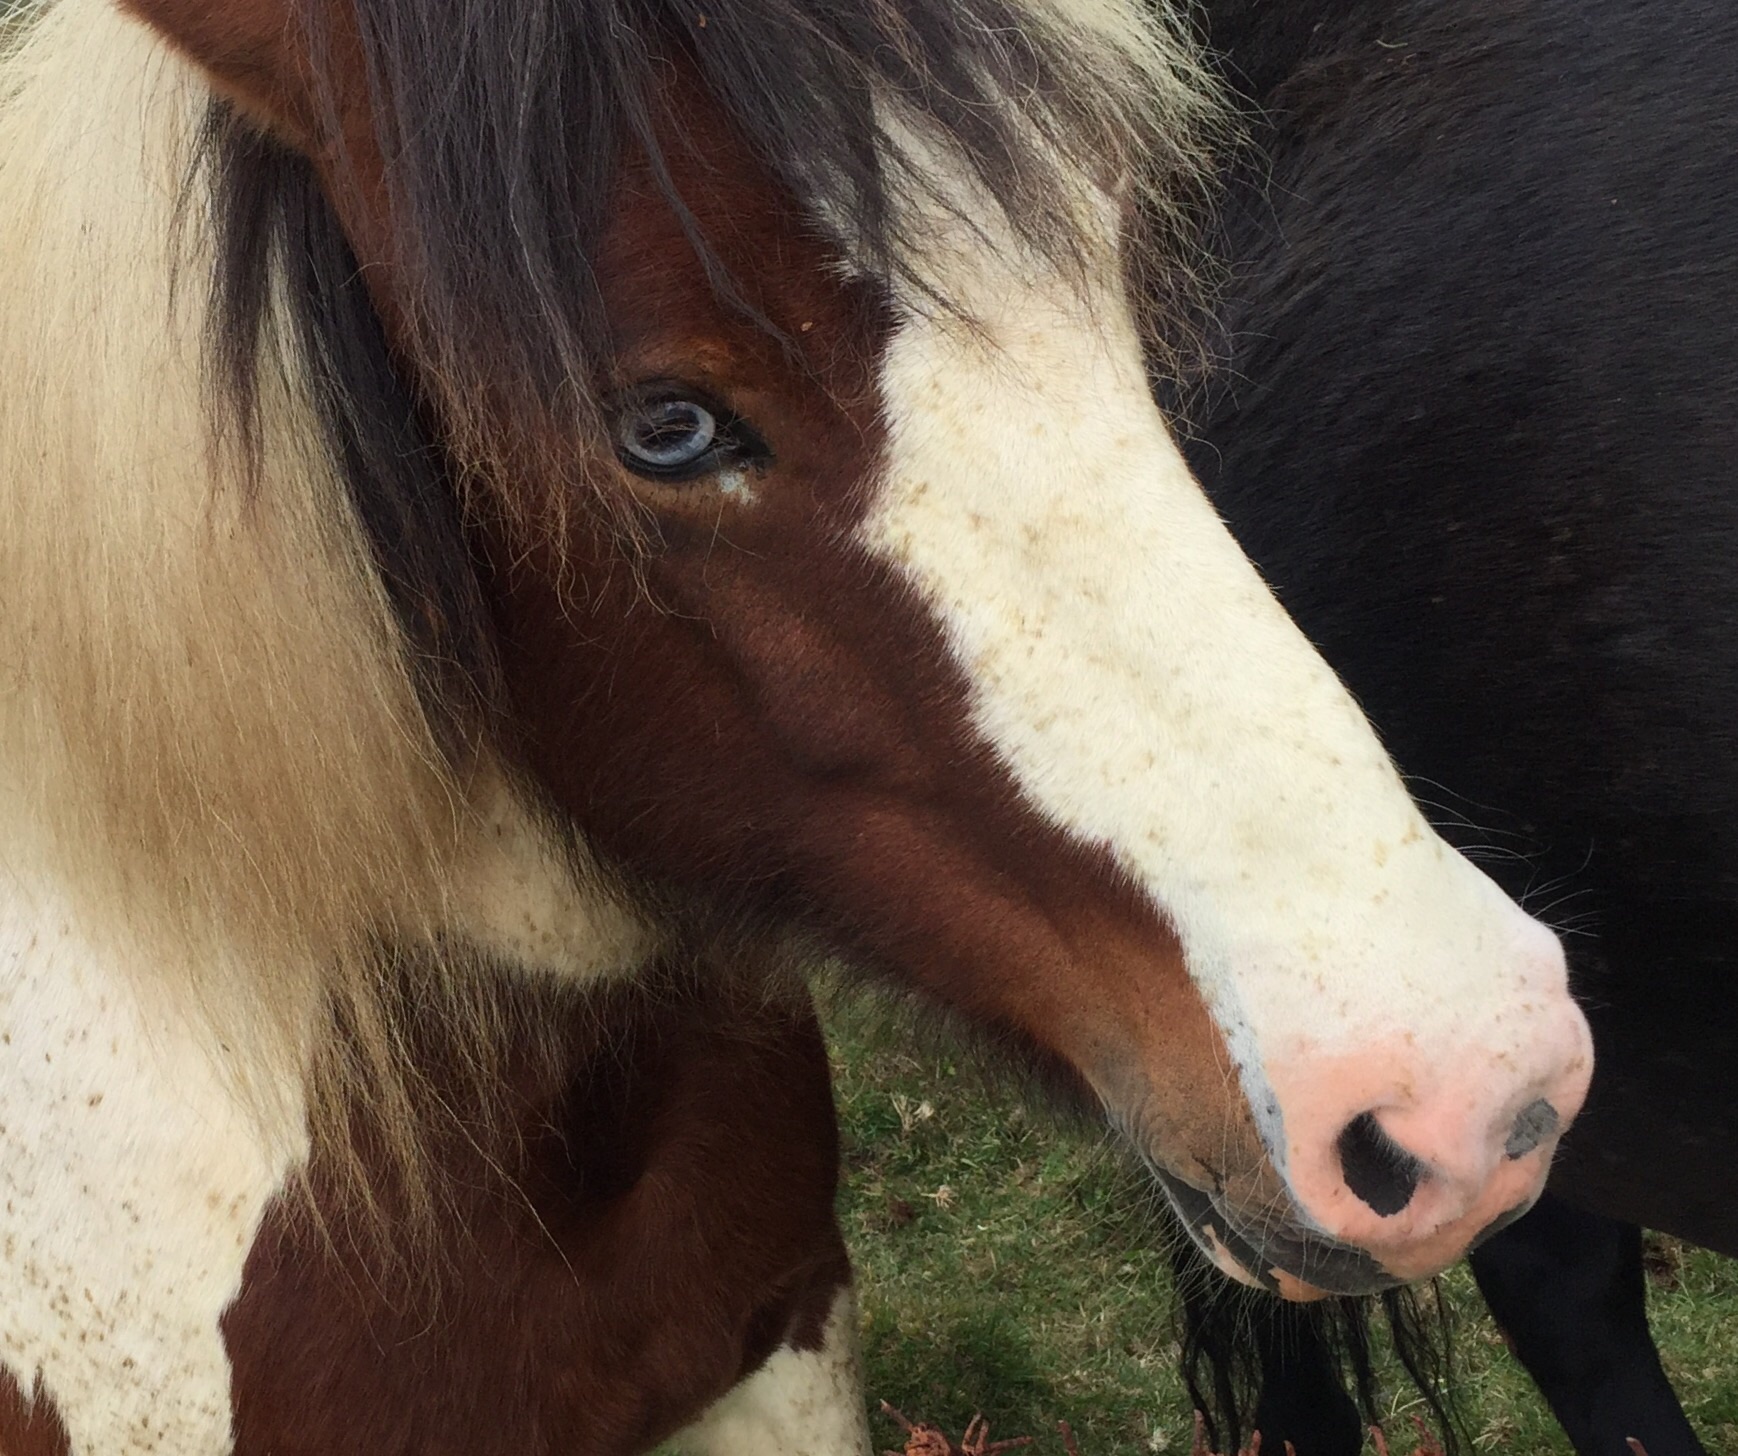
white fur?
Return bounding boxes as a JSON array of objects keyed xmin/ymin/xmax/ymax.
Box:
[
  {"xmin": 0, "ymin": 862, "xmax": 304, "ymax": 1456},
  {"xmin": 860, "ymin": 141, "xmax": 1585, "ymax": 1184},
  {"xmin": 673, "ymin": 1287, "xmax": 872, "ymax": 1456}
]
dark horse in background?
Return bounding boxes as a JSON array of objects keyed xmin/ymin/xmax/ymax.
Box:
[{"xmin": 1167, "ymin": 2, "xmax": 1738, "ymax": 1453}]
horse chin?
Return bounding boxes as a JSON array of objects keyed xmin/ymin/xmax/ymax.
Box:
[
  {"xmin": 1148, "ymin": 1166, "xmax": 1404, "ymax": 1300},
  {"xmin": 1149, "ymin": 1162, "xmax": 1548, "ymax": 1300}
]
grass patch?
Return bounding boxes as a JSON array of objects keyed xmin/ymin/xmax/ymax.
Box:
[
  {"xmin": 831, "ymin": 995, "xmax": 1189, "ymax": 1453},
  {"xmin": 824, "ymin": 991, "xmax": 1738, "ymax": 1455}
]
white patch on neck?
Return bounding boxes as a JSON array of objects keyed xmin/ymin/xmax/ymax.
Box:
[
  {"xmin": 671, "ymin": 1285, "xmax": 871, "ymax": 1456},
  {"xmin": 857, "ymin": 147, "xmax": 1573, "ymax": 1165},
  {"xmin": 437, "ymin": 767, "xmax": 659, "ymax": 981},
  {"xmin": 0, "ymin": 867, "xmax": 305, "ymax": 1456}
]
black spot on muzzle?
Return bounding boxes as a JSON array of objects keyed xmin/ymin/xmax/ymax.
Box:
[{"xmin": 1504, "ymin": 1097, "xmax": 1560, "ymax": 1159}]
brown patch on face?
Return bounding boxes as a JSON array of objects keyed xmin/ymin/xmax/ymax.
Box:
[
  {"xmin": 0, "ymin": 1370, "xmax": 71, "ymax": 1456},
  {"xmin": 224, "ymin": 969, "xmax": 851, "ymax": 1455}
]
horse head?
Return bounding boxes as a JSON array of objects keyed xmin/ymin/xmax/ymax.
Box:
[{"xmin": 106, "ymin": 0, "xmax": 1591, "ymax": 1296}]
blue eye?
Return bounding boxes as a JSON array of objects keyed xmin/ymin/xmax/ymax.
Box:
[
  {"xmin": 613, "ymin": 387, "xmax": 771, "ymax": 489},
  {"xmin": 618, "ymin": 397, "xmax": 719, "ymax": 477}
]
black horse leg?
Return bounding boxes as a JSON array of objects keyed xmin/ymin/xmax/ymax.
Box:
[
  {"xmin": 1469, "ymin": 1194, "xmax": 1705, "ymax": 1456},
  {"xmin": 1170, "ymin": 1236, "xmax": 1364, "ymax": 1456}
]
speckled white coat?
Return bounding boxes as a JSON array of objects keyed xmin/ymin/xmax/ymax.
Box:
[{"xmin": 0, "ymin": 868, "xmax": 302, "ymax": 1455}]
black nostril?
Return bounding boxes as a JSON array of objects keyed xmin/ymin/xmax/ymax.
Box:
[
  {"xmin": 1504, "ymin": 1098, "xmax": 1559, "ymax": 1159},
  {"xmin": 1337, "ymin": 1111, "xmax": 1426, "ymax": 1217}
]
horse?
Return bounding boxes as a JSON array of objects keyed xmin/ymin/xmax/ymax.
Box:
[
  {"xmin": 1161, "ymin": 1, "xmax": 1738, "ymax": 1451},
  {"xmin": 0, "ymin": 0, "xmax": 1600, "ymax": 1449}
]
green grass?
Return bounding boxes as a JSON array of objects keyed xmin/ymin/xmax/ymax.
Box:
[{"xmin": 821, "ymin": 991, "xmax": 1738, "ymax": 1456}]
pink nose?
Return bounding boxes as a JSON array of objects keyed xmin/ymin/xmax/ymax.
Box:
[{"xmin": 1274, "ymin": 973, "xmax": 1593, "ymax": 1279}]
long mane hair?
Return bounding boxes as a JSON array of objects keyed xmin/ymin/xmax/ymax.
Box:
[{"xmin": 0, "ymin": 0, "xmax": 1224, "ymax": 1196}]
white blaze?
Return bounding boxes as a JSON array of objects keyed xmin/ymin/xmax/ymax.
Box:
[{"xmin": 857, "ymin": 157, "xmax": 1575, "ymax": 1173}]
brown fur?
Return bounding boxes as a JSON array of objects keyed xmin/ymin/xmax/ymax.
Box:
[
  {"xmin": 118, "ymin": 0, "xmax": 1257, "ymax": 1191},
  {"xmin": 132, "ymin": 0, "xmax": 1228, "ymax": 529},
  {"xmin": 7, "ymin": 0, "xmax": 1256, "ymax": 1201},
  {"xmin": 106, "ymin": 0, "xmax": 1261, "ymax": 1225},
  {"xmin": 0, "ymin": 1372, "xmax": 72, "ymax": 1456},
  {"xmin": 223, "ymin": 968, "xmax": 852, "ymax": 1455},
  {"xmin": 482, "ymin": 75, "xmax": 1263, "ymax": 1191}
]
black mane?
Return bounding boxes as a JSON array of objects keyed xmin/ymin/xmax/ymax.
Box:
[
  {"xmin": 205, "ymin": 114, "xmax": 500, "ymax": 753},
  {"xmin": 307, "ymin": 0, "xmax": 1199, "ymax": 398}
]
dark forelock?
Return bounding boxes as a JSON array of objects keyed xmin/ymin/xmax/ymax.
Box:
[{"xmin": 305, "ymin": 0, "xmax": 1216, "ymax": 428}]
